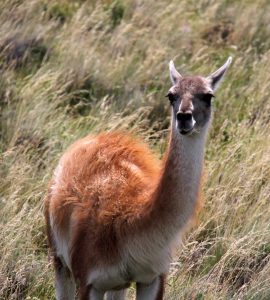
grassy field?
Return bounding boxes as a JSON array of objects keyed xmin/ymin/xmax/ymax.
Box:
[{"xmin": 0, "ymin": 0, "xmax": 270, "ymax": 299}]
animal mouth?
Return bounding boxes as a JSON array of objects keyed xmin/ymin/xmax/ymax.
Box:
[{"xmin": 179, "ymin": 128, "xmax": 194, "ymax": 136}]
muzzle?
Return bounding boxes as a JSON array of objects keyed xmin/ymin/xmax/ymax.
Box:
[{"xmin": 176, "ymin": 112, "xmax": 195, "ymax": 135}]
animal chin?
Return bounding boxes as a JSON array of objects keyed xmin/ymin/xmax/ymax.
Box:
[{"xmin": 179, "ymin": 128, "xmax": 194, "ymax": 136}]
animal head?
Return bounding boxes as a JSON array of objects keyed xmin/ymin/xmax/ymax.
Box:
[{"xmin": 167, "ymin": 57, "xmax": 232, "ymax": 136}]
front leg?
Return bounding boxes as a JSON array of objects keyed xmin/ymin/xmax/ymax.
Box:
[
  {"xmin": 136, "ymin": 275, "xmax": 165, "ymax": 300},
  {"xmin": 79, "ymin": 285, "xmax": 105, "ymax": 300},
  {"xmin": 53, "ymin": 255, "xmax": 76, "ymax": 300},
  {"xmin": 106, "ymin": 289, "xmax": 127, "ymax": 300}
]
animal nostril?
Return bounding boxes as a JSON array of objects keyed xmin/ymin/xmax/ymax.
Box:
[{"xmin": 176, "ymin": 112, "xmax": 192, "ymax": 122}]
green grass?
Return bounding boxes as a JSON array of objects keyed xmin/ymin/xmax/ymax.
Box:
[{"xmin": 0, "ymin": 0, "xmax": 270, "ymax": 299}]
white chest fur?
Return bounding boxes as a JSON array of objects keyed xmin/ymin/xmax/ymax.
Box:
[{"xmin": 87, "ymin": 232, "xmax": 177, "ymax": 290}]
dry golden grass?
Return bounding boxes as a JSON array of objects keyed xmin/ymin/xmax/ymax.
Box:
[{"xmin": 0, "ymin": 0, "xmax": 270, "ymax": 299}]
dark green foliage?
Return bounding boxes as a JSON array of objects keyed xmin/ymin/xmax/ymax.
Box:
[
  {"xmin": 47, "ymin": 3, "xmax": 74, "ymax": 23},
  {"xmin": 0, "ymin": 36, "xmax": 48, "ymax": 73},
  {"xmin": 110, "ymin": 0, "xmax": 124, "ymax": 28}
]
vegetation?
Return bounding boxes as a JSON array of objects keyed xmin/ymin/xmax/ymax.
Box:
[{"xmin": 0, "ymin": 0, "xmax": 270, "ymax": 299}]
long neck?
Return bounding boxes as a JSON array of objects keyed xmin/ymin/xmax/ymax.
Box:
[{"xmin": 150, "ymin": 114, "xmax": 210, "ymax": 238}]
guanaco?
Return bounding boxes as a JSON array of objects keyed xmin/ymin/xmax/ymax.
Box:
[{"xmin": 45, "ymin": 57, "xmax": 232, "ymax": 300}]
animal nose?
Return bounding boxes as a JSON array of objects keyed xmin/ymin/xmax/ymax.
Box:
[
  {"xmin": 176, "ymin": 112, "xmax": 194, "ymax": 133},
  {"xmin": 176, "ymin": 112, "xmax": 192, "ymax": 122}
]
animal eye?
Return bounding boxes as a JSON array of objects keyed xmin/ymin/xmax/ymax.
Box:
[
  {"xmin": 198, "ymin": 93, "xmax": 214, "ymax": 107},
  {"xmin": 166, "ymin": 92, "xmax": 176, "ymax": 104}
]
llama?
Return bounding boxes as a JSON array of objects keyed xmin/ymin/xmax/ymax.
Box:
[{"xmin": 45, "ymin": 57, "xmax": 232, "ymax": 300}]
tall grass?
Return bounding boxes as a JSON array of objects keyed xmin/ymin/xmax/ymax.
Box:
[{"xmin": 0, "ymin": 0, "xmax": 270, "ymax": 299}]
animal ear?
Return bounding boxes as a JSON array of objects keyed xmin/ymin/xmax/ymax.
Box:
[
  {"xmin": 169, "ymin": 60, "xmax": 182, "ymax": 85},
  {"xmin": 207, "ymin": 56, "xmax": 232, "ymax": 91}
]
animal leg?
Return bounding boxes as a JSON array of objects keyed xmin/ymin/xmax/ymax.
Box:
[
  {"xmin": 105, "ymin": 289, "xmax": 127, "ymax": 300},
  {"xmin": 136, "ymin": 275, "xmax": 165, "ymax": 300},
  {"xmin": 53, "ymin": 255, "xmax": 76, "ymax": 300},
  {"xmin": 79, "ymin": 285, "xmax": 105, "ymax": 300}
]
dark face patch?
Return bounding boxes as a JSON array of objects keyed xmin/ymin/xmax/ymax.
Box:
[{"xmin": 167, "ymin": 76, "xmax": 213, "ymax": 134}]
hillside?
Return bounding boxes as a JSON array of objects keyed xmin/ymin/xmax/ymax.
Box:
[{"xmin": 0, "ymin": 0, "xmax": 270, "ymax": 299}]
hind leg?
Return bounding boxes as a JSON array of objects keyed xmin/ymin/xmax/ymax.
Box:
[
  {"xmin": 136, "ymin": 275, "xmax": 165, "ymax": 300},
  {"xmin": 53, "ymin": 255, "xmax": 76, "ymax": 300},
  {"xmin": 105, "ymin": 289, "xmax": 127, "ymax": 300}
]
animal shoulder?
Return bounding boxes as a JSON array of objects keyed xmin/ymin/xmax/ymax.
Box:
[
  {"xmin": 60, "ymin": 132, "xmax": 160, "ymax": 178},
  {"xmin": 49, "ymin": 132, "xmax": 161, "ymax": 234}
]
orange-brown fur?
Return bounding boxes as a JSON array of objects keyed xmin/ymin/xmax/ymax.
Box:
[
  {"xmin": 45, "ymin": 132, "xmax": 204, "ymax": 285},
  {"xmin": 45, "ymin": 132, "xmax": 177, "ymax": 284}
]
